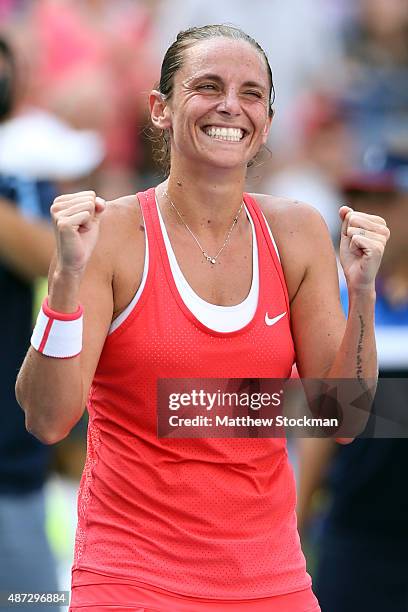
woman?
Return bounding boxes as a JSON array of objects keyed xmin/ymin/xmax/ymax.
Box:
[{"xmin": 16, "ymin": 25, "xmax": 389, "ymax": 612}]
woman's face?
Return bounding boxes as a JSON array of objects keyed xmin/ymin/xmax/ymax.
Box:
[{"xmin": 163, "ymin": 37, "xmax": 272, "ymax": 172}]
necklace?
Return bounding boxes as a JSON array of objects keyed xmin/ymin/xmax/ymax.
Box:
[{"xmin": 163, "ymin": 189, "xmax": 244, "ymax": 265}]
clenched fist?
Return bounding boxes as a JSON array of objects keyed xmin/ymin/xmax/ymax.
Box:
[
  {"xmin": 339, "ymin": 205, "xmax": 390, "ymax": 292},
  {"xmin": 51, "ymin": 191, "xmax": 106, "ymax": 276}
]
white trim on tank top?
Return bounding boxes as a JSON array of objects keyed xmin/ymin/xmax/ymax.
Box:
[
  {"xmin": 260, "ymin": 210, "xmax": 281, "ymax": 262},
  {"xmin": 156, "ymin": 198, "xmax": 258, "ymax": 332},
  {"xmin": 109, "ymin": 193, "xmax": 282, "ymax": 334},
  {"xmin": 109, "ymin": 206, "xmax": 150, "ymax": 334}
]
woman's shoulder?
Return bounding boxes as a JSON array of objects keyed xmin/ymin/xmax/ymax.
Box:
[
  {"xmin": 248, "ymin": 192, "xmax": 328, "ymax": 231},
  {"xmin": 94, "ymin": 194, "xmax": 146, "ymax": 312},
  {"xmin": 248, "ymin": 191, "xmax": 333, "ymax": 254},
  {"xmin": 248, "ymin": 193, "xmax": 335, "ymax": 303},
  {"xmin": 98, "ymin": 193, "xmax": 145, "ymax": 247},
  {"xmin": 103, "ymin": 193, "xmax": 144, "ymax": 221}
]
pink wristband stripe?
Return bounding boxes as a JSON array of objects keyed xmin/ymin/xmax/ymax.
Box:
[
  {"xmin": 38, "ymin": 317, "xmax": 54, "ymax": 353},
  {"xmin": 43, "ymin": 297, "xmax": 83, "ymax": 321}
]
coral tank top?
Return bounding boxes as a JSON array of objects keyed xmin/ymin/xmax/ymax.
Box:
[{"xmin": 71, "ymin": 188, "xmax": 311, "ymax": 600}]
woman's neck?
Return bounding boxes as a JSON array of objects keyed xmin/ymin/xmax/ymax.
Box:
[{"xmin": 160, "ymin": 161, "xmax": 247, "ymax": 236}]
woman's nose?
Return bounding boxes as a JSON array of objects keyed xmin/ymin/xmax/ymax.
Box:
[{"xmin": 216, "ymin": 89, "xmax": 242, "ymax": 116}]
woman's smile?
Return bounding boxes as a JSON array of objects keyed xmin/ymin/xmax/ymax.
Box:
[{"xmin": 201, "ymin": 125, "xmax": 247, "ymax": 143}]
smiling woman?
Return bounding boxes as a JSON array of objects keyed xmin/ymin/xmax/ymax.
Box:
[
  {"xmin": 150, "ymin": 25, "xmax": 275, "ymax": 175},
  {"xmin": 15, "ymin": 24, "xmax": 389, "ymax": 612}
]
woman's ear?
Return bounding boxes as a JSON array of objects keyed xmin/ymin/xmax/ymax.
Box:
[
  {"xmin": 261, "ymin": 113, "xmax": 273, "ymax": 144},
  {"xmin": 149, "ymin": 90, "xmax": 172, "ymax": 131}
]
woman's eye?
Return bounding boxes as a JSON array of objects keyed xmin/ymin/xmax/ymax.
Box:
[
  {"xmin": 244, "ymin": 91, "xmax": 262, "ymax": 98},
  {"xmin": 198, "ymin": 83, "xmax": 217, "ymax": 91}
]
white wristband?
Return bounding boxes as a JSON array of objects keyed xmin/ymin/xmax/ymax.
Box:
[{"xmin": 31, "ymin": 298, "xmax": 83, "ymax": 358}]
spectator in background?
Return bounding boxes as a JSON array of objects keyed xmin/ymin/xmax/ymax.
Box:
[
  {"xmin": 0, "ymin": 5, "xmax": 105, "ymax": 189},
  {"xmin": 297, "ymin": 146, "xmax": 408, "ymax": 612},
  {"xmin": 0, "ymin": 35, "xmax": 58, "ymax": 610},
  {"xmin": 337, "ymin": 0, "xmax": 408, "ymax": 149},
  {"xmin": 12, "ymin": 0, "xmax": 158, "ymax": 199},
  {"xmin": 0, "ymin": 32, "xmax": 105, "ymax": 605}
]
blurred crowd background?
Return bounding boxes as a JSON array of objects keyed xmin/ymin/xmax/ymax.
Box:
[{"xmin": 1, "ymin": 1, "xmax": 407, "ymax": 611}]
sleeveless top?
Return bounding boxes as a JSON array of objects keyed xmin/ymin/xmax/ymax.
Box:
[{"xmin": 72, "ymin": 187, "xmax": 311, "ymax": 600}]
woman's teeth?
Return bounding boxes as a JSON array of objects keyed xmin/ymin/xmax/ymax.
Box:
[{"xmin": 204, "ymin": 127, "xmax": 244, "ymax": 142}]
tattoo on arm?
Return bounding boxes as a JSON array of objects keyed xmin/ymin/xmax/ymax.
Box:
[{"xmin": 356, "ymin": 314, "xmax": 366, "ymax": 389}]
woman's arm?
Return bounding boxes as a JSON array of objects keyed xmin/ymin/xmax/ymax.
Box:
[
  {"xmin": 289, "ymin": 204, "xmax": 389, "ymax": 438},
  {"xmin": 15, "ymin": 192, "xmax": 144, "ymax": 444},
  {"xmin": 257, "ymin": 193, "xmax": 388, "ymax": 440},
  {"xmin": 290, "ymin": 204, "xmax": 389, "ymax": 380}
]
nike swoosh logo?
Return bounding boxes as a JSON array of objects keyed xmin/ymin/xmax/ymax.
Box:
[{"xmin": 265, "ymin": 311, "xmax": 286, "ymax": 326}]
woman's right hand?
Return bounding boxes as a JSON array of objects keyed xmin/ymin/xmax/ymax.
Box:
[{"xmin": 51, "ymin": 191, "xmax": 106, "ymax": 277}]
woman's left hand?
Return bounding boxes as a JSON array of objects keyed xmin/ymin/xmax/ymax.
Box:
[{"xmin": 339, "ymin": 205, "xmax": 390, "ymax": 292}]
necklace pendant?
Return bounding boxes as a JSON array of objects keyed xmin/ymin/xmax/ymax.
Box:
[
  {"xmin": 164, "ymin": 190, "xmax": 243, "ymax": 268},
  {"xmin": 203, "ymin": 253, "xmax": 216, "ymax": 264}
]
